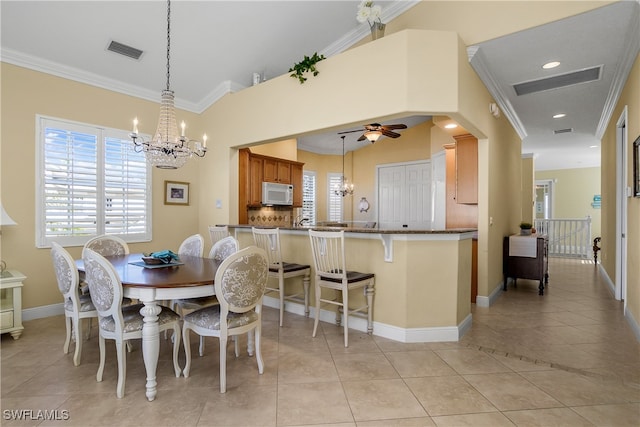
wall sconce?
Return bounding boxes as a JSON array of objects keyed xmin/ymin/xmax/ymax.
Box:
[{"xmin": 358, "ymin": 197, "xmax": 370, "ymax": 213}]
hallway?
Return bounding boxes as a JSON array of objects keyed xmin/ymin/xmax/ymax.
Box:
[{"xmin": 1, "ymin": 258, "xmax": 639, "ymax": 426}]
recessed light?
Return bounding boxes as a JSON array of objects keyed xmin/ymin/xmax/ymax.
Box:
[
  {"xmin": 543, "ymin": 61, "xmax": 561, "ymax": 69},
  {"xmin": 553, "ymin": 113, "xmax": 566, "ymax": 119},
  {"xmin": 590, "ymin": 145, "xmax": 598, "ymax": 148},
  {"xmin": 444, "ymin": 123, "xmax": 458, "ymax": 129}
]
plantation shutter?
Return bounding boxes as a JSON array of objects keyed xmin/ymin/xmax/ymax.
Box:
[
  {"xmin": 302, "ymin": 171, "xmax": 316, "ymax": 224},
  {"xmin": 327, "ymin": 173, "xmax": 343, "ymax": 222}
]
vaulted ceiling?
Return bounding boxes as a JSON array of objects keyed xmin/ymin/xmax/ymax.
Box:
[{"xmin": 2, "ymin": 1, "xmax": 638, "ymax": 170}]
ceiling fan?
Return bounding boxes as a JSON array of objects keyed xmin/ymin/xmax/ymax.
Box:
[{"xmin": 338, "ymin": 123, "xmax": 408, "ymax": 142}]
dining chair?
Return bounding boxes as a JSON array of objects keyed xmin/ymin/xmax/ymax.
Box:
[
  {"xmin": 81, "ymin": 235, "xmax": 130, "ymax": 295},
  {"xmin": 50, "ymin": 242, "xmax": 98, "ymax": 367},
  {"xmin": 178, "ymin": 234, "xmax": 205, "ymax": 257},
  {"xmin": 182, "ymin": 246, "xmax": 268, "ymax": 393},
  {"xmin": 308, "ymin": 230, "xmax": 375, "ymax": 347},
  {"xmin": 83, "ymin": 248, "xmax": 182, "ymax": 398},
  {"xmin": 252, "ymin": 227, "xmax": 310, "ymax": 327},
  {"xmin": 172, "ymin": 236, "xmax": 239, "ymax": 356},
  {"xmin": 208, "ymin": 225, "xmax": 230, "ymax": 247}
]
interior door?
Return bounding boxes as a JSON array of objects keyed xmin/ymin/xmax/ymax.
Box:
[
  {"xmin": 378, "ymin": 165, "xmax": 405, "ymax": 229},
  {"xmin": 378, "ymin": 161, "xmax": 431, "ymax": 229}
]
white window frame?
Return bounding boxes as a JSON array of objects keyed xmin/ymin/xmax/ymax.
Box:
[
  {"xmin": 302, "ymin": 170, "xmax": 317, "ymax": 224},
  {"xmin": 327, "ymin": 173, "xmax": 344, "ymax": 222},
  {"xmin": 35, "ymin": 115, "xmax": 152, "ymax": 248}
]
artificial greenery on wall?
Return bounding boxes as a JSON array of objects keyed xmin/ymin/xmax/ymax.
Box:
[{"xmin": 289, "ymin": 52, "xmax": 326, "ymax": 84}]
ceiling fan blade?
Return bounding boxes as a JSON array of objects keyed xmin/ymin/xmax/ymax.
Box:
[
  {"xmin": 357, "ymin": 134, "xmax": 367, "ymax": 142},
  {"xmin": 337, "ymin": 129, "xmax": 362, "ymax": 134},
  {"xmin": 382, "ymin": 130, "xmax": 401, "ymax": 138},
  {"xmin": 382, "ymin": 124, "xmax": 407, "ymax": 130}
]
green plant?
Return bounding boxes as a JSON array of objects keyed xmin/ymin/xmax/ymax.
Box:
[
  {"xmin": 519, "ymin": 222, "xmax": 533, "ymax": 229},
  {"xmin": 289, "ymin": 52, "xmax": 326, "ymax": 84}
]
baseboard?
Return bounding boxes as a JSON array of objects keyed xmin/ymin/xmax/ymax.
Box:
[
  {"xmin": 625, "ymin": 308, "xmax": 640, "ymax": 342},
  {"xmin": 475, "ymin": 281, "xmax": 504, "ymax": 308},
  {"xmin": 597, "ymin": 264, "xmax": 616, "ymax": 296},
  {"xmin": 22, "ymin": 302, "xmax": 64, "ymax": 321}
]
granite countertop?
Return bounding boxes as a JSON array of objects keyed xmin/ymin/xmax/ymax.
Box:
[{"xmin": 227, "ymin": 224, "xmax": 477, "ymax": 235}]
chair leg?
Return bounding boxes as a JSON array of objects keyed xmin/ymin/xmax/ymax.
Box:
[
  {"xmin": 97, "ymin": 335, "xmax": 106, "ymax": 382},
  {"xmin": 255, "ymin": 326, "xmax": 264, "ymax": 375},
  {"xmin": 115, "ymin": 340, "xmax": 127, "ymax": 398},
  {"xmin": 199, "ymin": 336, "xmax": 206, "ymax": 357},
  {"xmin": 219, "ymin": 335, "xmax": 228, "ymax": 393},
  {"xmin": 182, "ymin": 327, "xmax": 192, "ymax": 378},
  {"xmin": 279, "ymin": 276, "xmax": 285, "ymax": 327},
  {"xmin": 72, "ymin": 316, "xmax": 83, "ymax": 366},
  {"xmin": 171, "ymin": 324, "xmax": 181, "ymax": 377},
  {"xmin": 63, "ymin": 316, "xmax": 72, "ymax": 354},
  {"xmin": 85, "ymin": 318, "xmax": 92, "ymax": 341},
  {"xmin": 342, "ymin": 288, "xmax": 349, "ymax": 348},
  {"xmin": 312, "ymin": 284, "xmax": 321, "ymax": 338},
  {"xmin": 303, "ymin": 273, "xmax": 310, "ymax": 318},
  {"xmin": 366, "ymin": 282, "xmax": 375, "ymax": 335}
]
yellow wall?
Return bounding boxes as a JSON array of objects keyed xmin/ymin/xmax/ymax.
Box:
[
  {"xmin": 601, "ymin": 52, "xmax": 640, "ymax": 324},
  {"xmin": 535, "ymin": 167, "xmax": 602, "ymax": 239},
  {"xmin": 521, "ymin": 156, "xmax": 535, "ymax": 223}
]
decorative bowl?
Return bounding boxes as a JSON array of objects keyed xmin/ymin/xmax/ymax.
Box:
[{"xmin": 141, "ymin": 256, "xmax": 164, "ymax": 265}]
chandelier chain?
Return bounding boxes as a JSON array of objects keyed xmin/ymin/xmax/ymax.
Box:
[{"xmin": 166, "ymin": 0, "xmax": 171, "ymax": 91}]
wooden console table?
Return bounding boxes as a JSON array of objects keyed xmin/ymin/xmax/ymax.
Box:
[{"xmin": 503, "ymin": 235, "xmax": 549, "ymax": 295}]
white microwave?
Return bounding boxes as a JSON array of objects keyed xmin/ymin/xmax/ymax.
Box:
[{"xmin": 262, "ymin": 182, "xmax": 293, "ymax": 206}]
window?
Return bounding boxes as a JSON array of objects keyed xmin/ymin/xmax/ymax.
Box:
[
  {"xmin": 302, "ymin": 171, "xmax": 316, "ymax": 224},
  {"xmin": 327, "ymin": 173, "xmax": 343, "ymax": 222},
  {"xmin": 36, "ymin": 116, "xmax": 152, "ymax": 248}
]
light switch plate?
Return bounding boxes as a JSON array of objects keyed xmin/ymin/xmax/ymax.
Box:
[{"xmin": 216, "ymin": 199, "xmax": 222, "ymax": 209}]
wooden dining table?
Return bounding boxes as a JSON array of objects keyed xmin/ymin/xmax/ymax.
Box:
[{"xmin": 77, "ymin": 253, "xmax": 220, "ymax": 401}]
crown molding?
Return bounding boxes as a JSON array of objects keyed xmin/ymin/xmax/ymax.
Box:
[
  {"xmin": 595, "ymin": 2, "xmax": 639, "ymax": 139},
  {"xmin": 467, "ymin": 45, "xmax": 527, "ymax": 140}
]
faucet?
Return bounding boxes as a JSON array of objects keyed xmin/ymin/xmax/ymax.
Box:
[{"xmin": 294, "ymin": 215, "xmax": 309, "ymax": 227}]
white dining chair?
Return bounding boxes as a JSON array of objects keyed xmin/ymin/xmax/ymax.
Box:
[
  {"xmin": 50, "ymin": 242, "xmax": 98, "ymax": 366},
  {"xmin": 83, "ymin": 248, "xmax": 182, "ymax": 398},
  {"xmin": 178, "ymin": 234, "xmax": 204, "ymax": 257},
  {"xmin": 182, "ymin": 246, "xmax": 268, "ymax": 393},
  {"xmin": 208, "ymin": 225, "xmax": 230, "ymax": 247},
  {"xmin": 308, "ymin": 230, "xmax": 375, "ymax": 347},
  {"xmin": 83, "ymin": 234, "xmax": 130, "ymax": 256},
  {"xmin": 252, "ymin": 227, "xmax": 310, "ymax": 327}
]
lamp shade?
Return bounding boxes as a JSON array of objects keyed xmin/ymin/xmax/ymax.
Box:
[
  {"xmin": 364, "ymin": 130, "xmax": 382, "ymax": 142},
  {"xmin": 0, "ymin": 203, "xmax": 17, "ymax": 226}
]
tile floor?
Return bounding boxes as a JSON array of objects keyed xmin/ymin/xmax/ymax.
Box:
[{"xmin": 1, "ymin": 258, "xmax": 639, "ymax": 426}]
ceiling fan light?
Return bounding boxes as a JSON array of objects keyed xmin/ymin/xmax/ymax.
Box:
[{"xmin": 365, "ymin": 130, "xmax": 382, "ymax": 142}]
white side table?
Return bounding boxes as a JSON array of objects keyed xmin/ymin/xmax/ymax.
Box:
[{"xmin": 0, "ymin": 270, "xmax": 25, "ymax": 339}]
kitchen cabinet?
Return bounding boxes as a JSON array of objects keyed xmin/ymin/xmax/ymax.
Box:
[
  {"xmin": 290, "ymin": 163, "xmax": 303, "ymax": 207},
  {"xmin": 445, "ymin": 143, "xmax": 477, "ymax": 228},
  {"xmin": 263, "ymin": 158, "xmax": 291, "ymax": 184},
  {"xmin": 454, "ymin": 134, "xmax": 478, "ymax": 204},
  {"xmin": 248, "ymin": 155, "xmax": 264, "ymax": 206}
]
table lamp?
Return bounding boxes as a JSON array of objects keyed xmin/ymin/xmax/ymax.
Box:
[{"xmin": 0, "ymin": 202, "xmax": 17, "ymax": 278}]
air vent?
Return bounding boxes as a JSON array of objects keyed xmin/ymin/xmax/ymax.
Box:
[
  {"xmin": 553, "ymin": 128, "xmax": 574, "ymax": 134},
  {"xmin": 107, "ymin": 40, "xmax": 143, "ymax": 60},
  {"xmin": 513, "ymin": 66, "xmax": 602, "ymax": 96}
]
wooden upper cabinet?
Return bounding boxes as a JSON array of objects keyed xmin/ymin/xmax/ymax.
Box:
[
  {"xmin": 248, "ymin": 156, "xmax": 264, "ymax": 206},
  {"xmin": 263, "ymin": 158, "xmax": 291, "ymax": 184},
  {"xmin": 454, "ymin": 134, "xmax": 478, "ymax": 204},
  {"xmin": 290, "ymin": 163, "xmax": 303, "ymax": 207}
]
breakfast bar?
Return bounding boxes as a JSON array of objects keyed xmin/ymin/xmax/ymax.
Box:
[{"xmin": 228, "ymin": 225, "xmax": 476, "ymax": 343}]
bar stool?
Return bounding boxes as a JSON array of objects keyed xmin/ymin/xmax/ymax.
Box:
[
  {"xmin": 252, "ymin": 227, "xmax": 310, "ymax": 327},
  {"xmin": 308, "ymin": 229, "xmax": 375, "ymax": 347}
]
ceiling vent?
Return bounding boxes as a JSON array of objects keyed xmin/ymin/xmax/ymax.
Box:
[
  {"xmin": 107, "ymin": 40, "xmax": 143, "ymax": 60},
  {"xmin": 553, "ymin": 128, "xmax": 574, "ymax": 134},
  {"xmin": 513, "ymin": 66, "xmax": 602, "ymax": 96}
]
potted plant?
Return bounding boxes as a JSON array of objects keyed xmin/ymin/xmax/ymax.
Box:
[
  {"xmin": 519, "ymin": 222, "xmax": 533, "ymax": 235},
  {"xmin": 289, "ymin": 52, "xmax": 326, "ymax": 84}
]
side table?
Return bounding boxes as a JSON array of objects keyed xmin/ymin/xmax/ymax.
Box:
[{"xmin": 0, "ymin": 270, "xmax": 25, "ymax": 339}]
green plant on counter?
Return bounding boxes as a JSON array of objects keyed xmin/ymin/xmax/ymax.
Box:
[
  {"xmin": 289, "ymin": 52, "xmax": 326, "ymax": 84},
  {"xmin": 519, "ymin": 222, "xmax": 533, "ymax": 229}
]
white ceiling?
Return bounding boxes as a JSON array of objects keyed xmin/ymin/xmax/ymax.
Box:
[{"xmin": 1, "ymin": 1, "xmax": 638, "ymax": 170}]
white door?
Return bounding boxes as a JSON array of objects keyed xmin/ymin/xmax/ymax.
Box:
[
  {"xmin": 378, "ymin": 161, "xmax": 431, "ymax": 229},
  {"xmin": 431, "ymin": 151, "xmax": 446, "ymax": 229}
]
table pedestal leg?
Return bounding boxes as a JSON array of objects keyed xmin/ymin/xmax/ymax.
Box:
[{"xmin": 139, "ymin": 299, "xmax": 161, "ymax": 401}]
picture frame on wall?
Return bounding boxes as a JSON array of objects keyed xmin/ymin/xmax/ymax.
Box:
[
  {"xmin": 165, "ymin": 181, "xmax": 190, "ymax": 205},
  {"xmin": 634, "ymin": 135, "xmax": 640, "ymax": 197}
]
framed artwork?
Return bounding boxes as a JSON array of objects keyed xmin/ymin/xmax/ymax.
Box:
[
  {"xmin": 164, "ymin": 181, "xmax": 190, "ymax": 205},
  {"xmin": 634, "ymin": 135, "xmax": 640, "ymax": 198}
]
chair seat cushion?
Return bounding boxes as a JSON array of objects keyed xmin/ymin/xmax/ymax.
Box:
[
  {"xmin": 65, "ymin": 293, "xmax": 96, "ymax": 312},
  {"xmin": 184, "ymin": 305, "xmax": 258, "ymax": 331},
  {"xmin": 270, "ymin": 262, "xmax": 310, "ymax": 273},
  {"xmin": 175, "ymin": 296, "xmax": 219, "ymax": 311},
  {"xmin": 99, "ymin": 304, "xmax": 180, "ymax": 333},
  {"xmin": 320, "ymin": 271, "xmax": 375, "ymax": 283}
]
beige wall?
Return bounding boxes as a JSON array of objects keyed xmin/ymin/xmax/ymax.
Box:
[
  {"xmin": 535, "ymin": 167, "xmax": 602, "ymax": 239},
  {"xmin": 601, "ymin": 52, "xmax": 640, "ymax": 325},
  {"xmin": 521, "ymin": 156, "xmax": 535, "ymax": 224}
]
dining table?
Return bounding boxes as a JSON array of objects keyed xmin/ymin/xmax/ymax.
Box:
[{"xmin": 76, "ymin": 253, "xmax": 220, "ymax": 401}]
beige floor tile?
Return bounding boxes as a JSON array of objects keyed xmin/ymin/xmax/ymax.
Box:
[
  {"xmin": 197, "ymin": 383, "xmax": 277, "ymax": 426},
  {"xmin": 341, "ymin": 379, "xmax": 427, "ymax": 421},
  {"xmin": 503, "ymin": 407, "xmax": 594, "ymax": 426},
  {"xmin": 430, "ymin": 411, "xmax": 516, "ymax": 426},
  {"xmin": 277, "ymin": 350, "xmax": 339, "ymax": 384},
  {"xmin": 462, "ymin": 373, "xmax": 562, "ymax": 411},
  {"xmin": 571, "ymin": 402, "xmax": 640, "ymax": 427},
  {"xmin": 357, "ymin": 417, "xmax": 435, "ymax": 426},
  {"xmin": 332, "ymin": 352, "xmax": 399, "ymax": 381},
  {"xmin": 385, "ymin": 350, "xmax": 457, "ymax": 378},
  {"xmin": 277, "ymin": 382, "xmax": 354, "ymax": 426},
  {"xmin": 405, "ymin": 375, "xmax": 497, "ymax": 417},
  {"xmin": 434, "ymin": 349, "xmax": 513, "ymax": 375}
]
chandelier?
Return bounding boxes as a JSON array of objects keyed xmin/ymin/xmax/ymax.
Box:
[
  {"xmin": 130, "ymin": 0, "xmax": 207, "ymax": 169},
  {"xmin": 334, "ymin": 136, "xmax": 354, "ymax": 197}
]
